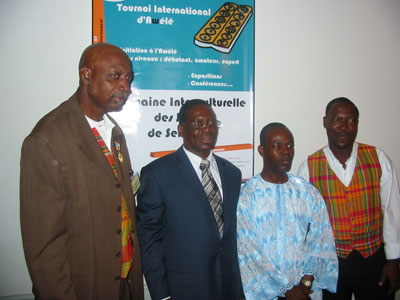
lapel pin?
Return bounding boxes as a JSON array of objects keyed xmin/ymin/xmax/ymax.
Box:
[{"xmin": 114, "ymin": 141, "xmax": 123, "ymax": 163}]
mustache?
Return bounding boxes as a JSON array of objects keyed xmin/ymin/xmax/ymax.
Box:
[
  {"xmin": 336, "ymin": 132, "xmax": 352, "ymax": 137},
  {"xmin": 113, "ymin": 91, "xmax": 131, "ymax": 101},
  {"xmin": 280, "ymin": 154, "xmax": 293, "ymax": 162}
]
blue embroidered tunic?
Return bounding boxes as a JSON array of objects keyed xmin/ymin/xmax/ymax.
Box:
[{"xmin": 237, "ymin": 174, "xmax": 338, "ymax": 300}]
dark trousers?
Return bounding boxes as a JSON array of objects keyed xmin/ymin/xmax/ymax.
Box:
[
  {"xmin": 323, "ymin": 247, "xmax": 394, "ymax": 300},
  {"xmin": 119, "ymin": 278, "xmax": 132, "ymax": 300}
]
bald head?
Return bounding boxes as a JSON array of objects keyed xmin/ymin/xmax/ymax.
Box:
[
  {"xmin": 78, "ymin": 43, "xmax": 131, "ymax": 82},
  {"xmin": 259, "ymin": 122, "xmax": 291, "ymax": 147},
  {"xmin": 77, "ymin": 43, "xmax": 133, "ymax": 121}
]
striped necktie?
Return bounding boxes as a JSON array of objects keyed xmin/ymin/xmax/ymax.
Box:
[{"xmin": 200, "ymin": 159, "xmax": 223, "ymax": 237}]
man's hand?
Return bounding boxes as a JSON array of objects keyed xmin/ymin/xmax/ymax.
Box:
[
  {"xmin": 300, "ymin": 275, "xmax": 314, "ymax": 289},
  {"xmin": 379, "ymin": 259, "xmax": 400, "ymax": 294},
  {"xmin": 284, "ymin": 285, "xmax": 313, "ymax": 300}
]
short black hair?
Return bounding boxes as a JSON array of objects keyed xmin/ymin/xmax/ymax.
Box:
[
  {"xmin": 325, "ymin": 97, "xmax": 359, "ymax": 118},
  {"xmin": 259, "ymin": 122, "xmax": 289, "ymax": 147},
  {"xmin": 177, "ymin": 99, "xmax": 211, "ymax": 125}
]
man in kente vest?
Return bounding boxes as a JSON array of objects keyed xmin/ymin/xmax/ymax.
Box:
[
  {"xmin": 298, "ymin": 97, "xmax": 400, "ymax": 300},
  {"xmin": 20, "ymin": 43, "xmax": 144, "ymax": 300}
]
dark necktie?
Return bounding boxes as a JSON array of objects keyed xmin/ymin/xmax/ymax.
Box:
[{"xmin": 200, "ymin": 159, "xmax": 223, "ymax": 237}]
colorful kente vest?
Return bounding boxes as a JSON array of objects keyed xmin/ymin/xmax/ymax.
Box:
[
  {"xmin": 92, "ymin": 127, "xmax": 133, "ymax": 278},
  {"xmin": 308, "ymin": 143, "xmax": 383, "ymax": 258}
]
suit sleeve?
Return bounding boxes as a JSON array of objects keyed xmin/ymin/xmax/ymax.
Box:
[
  {"xmin": 136, "ymin": 165, "xmax": 170, "ymax": 300},
  {"xmin": 20, "ymin": 135, "xmax": 76, "ymax": 300}
]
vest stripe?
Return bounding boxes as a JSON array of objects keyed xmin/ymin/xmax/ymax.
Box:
[{"xmin": 308, "ymin": 144, "xmax": 383, "ymax": 258}]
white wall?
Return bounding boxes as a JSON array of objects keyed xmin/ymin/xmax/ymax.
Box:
[
  {"xmin": 254, "ymin": 1, "xmax": 400, "ymax": 176},
  {"xmin": 0, "ymin": 0, "xmax": 399, "ymax": 298},
  {"xmin": 0, "ymin": 0, "xmax": 91, "ymax": 297}
]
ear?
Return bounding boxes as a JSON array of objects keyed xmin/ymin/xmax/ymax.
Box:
[
  {"xmin": 258, "ymin": 145, "xmax": 265, "ymax": 157},
  {"xmin": 323, "ymin": 116, "xmax": 327, "ymax": 129},
  {"xmin": 80, "ymin": 67, "xmax": 91, "ymax": 84},
  {"xmin": 178, "ymin": 124, "xmax": 184, "ymax": 137}
]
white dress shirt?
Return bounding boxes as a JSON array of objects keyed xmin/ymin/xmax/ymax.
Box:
[
  {"xmin": 297, "ymin": 142, "xmax": 400, "ymax": 259},
  {"xmin": 85, "ymin": 114, "xmax": 115, "ymax": 150},
  {"xmin": 183, "ymin": 147, "xmax": 224, "ymax": 199}
]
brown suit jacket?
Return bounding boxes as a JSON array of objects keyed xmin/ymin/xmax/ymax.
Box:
[{"xmin": 20, "ymin": 93, "xmax": 143, "ymax": 300}]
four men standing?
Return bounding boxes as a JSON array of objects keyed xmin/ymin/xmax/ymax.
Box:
[{"xmin": 20, "ymin": 42, "xmax": 400, "ymax": 300}]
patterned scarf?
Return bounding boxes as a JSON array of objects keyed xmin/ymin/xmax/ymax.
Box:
[{"xmin": 92, "ymin": 127, "xmax": 133, "ymax": 278}]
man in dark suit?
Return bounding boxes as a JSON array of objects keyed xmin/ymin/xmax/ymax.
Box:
[
  {"xmin": 20, "ymin": 43, "xmax": 143, "ymax": 300},
  {"xmin": 136, "ymin": 99, "xmax": 244, "ymax": 300}
]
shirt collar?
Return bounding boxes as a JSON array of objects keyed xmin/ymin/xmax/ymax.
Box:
[
  {"xmin": 324, "ymin": 142, "xmax": 358, "ymax": 167},
  {"xmin": 85, "ymin": 114, "xmax": 115, "ymax": 130},
  {"xmin": 182, "ymin": 147, "xmax": 216, "ymax": 167}
]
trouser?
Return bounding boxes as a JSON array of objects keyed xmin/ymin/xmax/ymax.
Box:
[
  {"xmin": 119, "ymin": 277, "xmax": 132, "ymax": 300},
  {"xmin": 323, "ymin": 246, "xmax": 394, "ymax": 300}
]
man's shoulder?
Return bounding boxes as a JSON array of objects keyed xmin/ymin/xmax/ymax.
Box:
[
  {"xmin": 308, "ymin": 146, "xmax": 326, "ymax": 158},
  {"xmin": 240, "ymin": 174, "xmax": 261, "ymax": 192},
  {"xmin": 289, "ymin": 173, "xmax": 312, "ymax": 187},
  {"xmin": 288, "ymin": 174, "xmax": 323, "ymax": 196},
  {"xmin": 142, "ymin": 148, "xmax": 182, "ymax": 172},
  {"xmin": 21, "ymin": 95, "xmax": 81, "ymax": 159},
  {"xmin": 28, "ymin": 95, "xmax": 78, "ymax": 138},
  {"xmin": 214, "ymin": 153, "xmax": 240, "ymax": 173},
  {"xmin": 357, "ymin": 142, "xmax": 377, "ymax": 151},
  {"xmin": 356, "ymin": 143, "xmax": 393, "ymax": 171}
]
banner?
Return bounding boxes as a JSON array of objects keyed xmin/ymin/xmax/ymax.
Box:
[{"xmin": 93, "ymin": 0, "xmax": 254, "ymax": 180}]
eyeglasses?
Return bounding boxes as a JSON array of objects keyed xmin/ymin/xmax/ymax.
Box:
[{"xmin": 183, "ymin": 119, "xmax": 222, "ymax": 129}]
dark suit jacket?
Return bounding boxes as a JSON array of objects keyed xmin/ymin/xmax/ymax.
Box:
[
  {"xmin": 136, "ymin": 146, "xmax": 244, "ymax": 300},
  {"xmin": 20, "ymin": 93, "xmax": 143, "ymax": 300}
]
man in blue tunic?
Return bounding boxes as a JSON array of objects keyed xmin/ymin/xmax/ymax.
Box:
[{"xmin": 237, "ymin": 122, "xmax": 338, "ymax": 300}]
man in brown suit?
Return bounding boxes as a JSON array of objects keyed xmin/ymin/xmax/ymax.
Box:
[{"xmin": 20, "ymin": 43, "xmax": 143, "ymax": 300}]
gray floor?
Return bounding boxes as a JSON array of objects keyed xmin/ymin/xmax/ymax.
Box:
[
  {"xmin": 2, "ymin": 290, "xmax": 400, "ymax": 300},
  {"xmin": 0, "ymin": 288, "xmax": 152, "ymax": 300}
]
